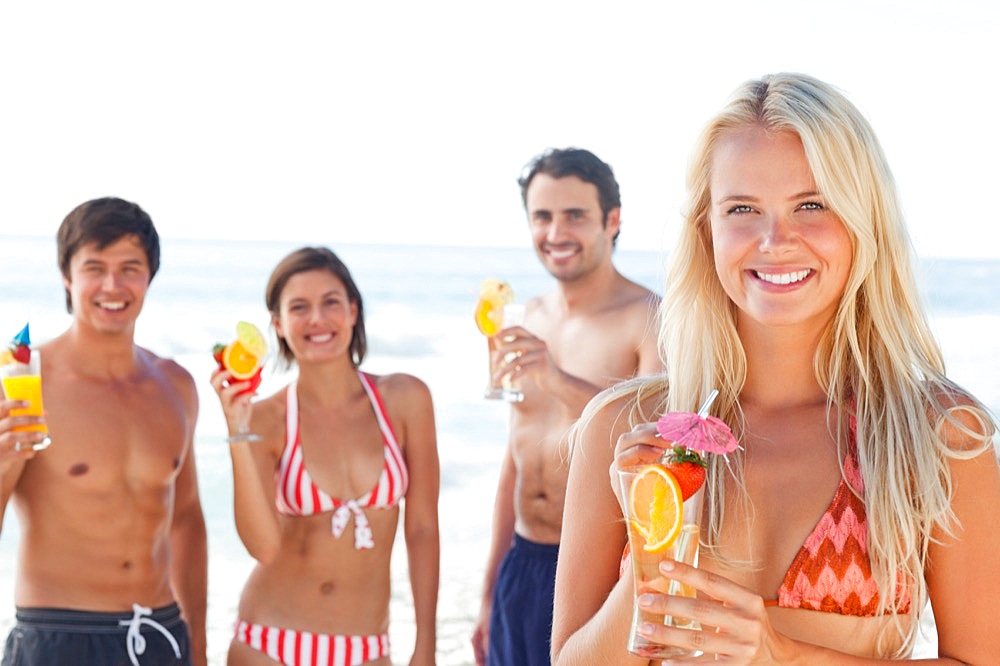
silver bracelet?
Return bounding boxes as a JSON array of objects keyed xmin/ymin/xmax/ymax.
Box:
[{"xmin": 226, "ymin": 432, "xmax": 261, "ymax": 444}]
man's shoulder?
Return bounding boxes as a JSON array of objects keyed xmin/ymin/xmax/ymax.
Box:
[
  {"xmin": 137, "ymin": 346, "xmax": 192, "ymax": 379},
  {"xmin": 614, "ymin": 275, "xmax": 660, "ymax": 306},
  {"xmin": 135, "ymin": 347, "xmax": 198, "ymax": 406}
]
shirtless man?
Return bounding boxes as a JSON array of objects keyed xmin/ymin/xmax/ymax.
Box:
[
  {"xmin": 0, "ymin": 198, "xmax": 207, "ymax": 665},
  {"xmin": 472, "ymin": 148, "xmax": 662, "ymax": 666}
]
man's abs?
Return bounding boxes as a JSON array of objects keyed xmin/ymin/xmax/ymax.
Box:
[{"xmin": 509, "ymin": 417, "xmax": 570, "ymax": 545}]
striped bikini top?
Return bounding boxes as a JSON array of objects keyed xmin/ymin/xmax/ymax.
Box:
[
  {"xmin": 275, "ymin": 372, "xmax": 409, "ymax": 550},
  {"xmin": 765, "ymin": 447, "xmax": 912, "ymax": 616}
]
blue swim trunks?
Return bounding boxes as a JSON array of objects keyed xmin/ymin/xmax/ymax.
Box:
[
  {"xmin": 2, "ymin": 603, "xmax": 191, "ymax": 666},
  {"xmin": 488, "ymin": 533, "xmax": 559, "ymax": 666}
]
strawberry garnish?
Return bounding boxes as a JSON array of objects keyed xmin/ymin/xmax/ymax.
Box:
[
  {"xmin": 8, "ymin": 323, "xmax": 31, "ymax": 365},
  {"xmin": 663, "ymin": 445, "xmax": 707, "ymax": 501},
  {"xmin": 10, "ymin": 343, "xmax": 30, "ymax": 364},
  {"xmin": 212, "ymin": 343, "xmax": 226, "ymax": 368}
]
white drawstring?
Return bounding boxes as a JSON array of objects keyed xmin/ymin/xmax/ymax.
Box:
[{"xmin": 118, "ymin": 603, "xmax": 182, "ymax": 666}]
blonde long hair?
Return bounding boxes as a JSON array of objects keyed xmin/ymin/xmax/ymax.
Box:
[{"xmin": 577, "ymin": 73, "xmax": 995, "ymax": 656}]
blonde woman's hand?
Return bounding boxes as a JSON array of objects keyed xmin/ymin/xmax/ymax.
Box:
[
  {"xmin": 635, "ymin": 559, "xmax": 793, "ymax": 664},
  {"xmin": 608, "ymin": 421, "xmax": 671, "ymax": 509}
]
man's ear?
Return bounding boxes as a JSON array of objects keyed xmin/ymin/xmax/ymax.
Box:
[{"xmin": 605, "ymin": 207, "xmax": 622, "ymax": 236}]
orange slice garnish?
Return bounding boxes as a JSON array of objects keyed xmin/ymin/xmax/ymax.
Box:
[
  {"xmin": 474, "ymin": 297, "xmax": 502, "ymax": 336},
  {"xmin": 628, "ymin": 465, "xmax": 684, "ymax": 553},
  {"xmin": 474, "ymin": 279, "xmax": 514, "ymax": 336},
  {"xmin": 222, "ymin": 340, "xmax": 260, "ymax": 379}
]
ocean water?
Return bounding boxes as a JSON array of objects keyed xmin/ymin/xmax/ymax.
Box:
[{"xmin": 0, "ymin": 235, "xmax": 998, "ymax": 664}]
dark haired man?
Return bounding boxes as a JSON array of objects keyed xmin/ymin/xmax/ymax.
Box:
[
  {"xmin": 0, "ymin": 197, "xmax": 207, "ymax": 665},
  {"xmin": 473, "ymin": 149, "xmax": 662, "ymax": 665}
]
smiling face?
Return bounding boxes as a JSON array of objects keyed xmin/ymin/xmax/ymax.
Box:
[
  {"xmin": 525, "ymin": 174, "xmax": 620, "ymax": 283},
  {"xmin": 64, "ymin": 235, "xmax": 152, "ymax": 337},
  {"xmin": 272, "ymin": 268, "xmax": 358, "ymax": 365},
  {"xmin": 708, "ymin": 126, "xmax": 853, "ymax": 335}
]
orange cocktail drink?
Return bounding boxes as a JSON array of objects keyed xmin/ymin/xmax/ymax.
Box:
[
  {"xmin": 0, "ymin": 347, "xmax": 52, "ymax": 450},
  {"xmin": 474, "ymin": 279, "xmax": 522, "ymax": 401},
  {"xmin": 2, "ymin": 374, "xmax": 46, "ymax": 432}
]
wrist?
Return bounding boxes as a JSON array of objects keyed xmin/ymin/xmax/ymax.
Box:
[{"xmin": 227, "ymin": 423, "xmax": 259, "ymax": 444}]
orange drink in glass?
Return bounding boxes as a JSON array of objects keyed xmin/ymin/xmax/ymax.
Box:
[
  {"xmin": 474, "ymin": 279, "xmax": 520, "ymax": 401},
  {"xmin": 617, "ymin": 464, "xmax": 703, "ymax": 659},
  {"xmin": 1, "ymin": 349, "xmax": 52, "ymax": 450}
]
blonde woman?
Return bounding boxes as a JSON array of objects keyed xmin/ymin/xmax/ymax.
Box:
[
  {"xmin": 212, "ymin": 247, "xmax": 440, "ymax": 665},
  {"xmin": 551, "ymin": 73, "xmax": 999, "ymax": 664}
]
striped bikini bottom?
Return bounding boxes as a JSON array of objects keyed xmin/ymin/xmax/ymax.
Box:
[{"xmin": 234, "ymin": 619, "xmax": 390, "ymax": 666}]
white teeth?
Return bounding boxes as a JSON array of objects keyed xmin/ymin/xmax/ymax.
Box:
[
  {"xmin": 755, "ymin": 269, "xmax": 810, "ymax": 285},
  {"xmin": 548, "ymin": 249, "xmax": 576, "ymax": 259},
  {"xmin": 99, "ymin": 302, "xmax": 126, "ymax": 310},
  {"xmin": 308, "ymin": 333, "xmax": 333, "ymax": 343}
]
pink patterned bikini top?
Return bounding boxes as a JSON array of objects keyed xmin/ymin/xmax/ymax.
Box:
[
  {"xmin": 765, "ymin": 448, "xmax": 912, "ymax": 616},
  {"xmin": 275, "ymin": 372, "xmax": 408, "ymax": 550}
]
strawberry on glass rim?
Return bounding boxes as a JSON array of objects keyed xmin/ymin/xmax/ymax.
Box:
[
  {"xmin": 1, "ymin": 323, "xmax": 32, "ymax": 366},
  {"xmin": 213, "ymin": 321, "xmax": 267, "ymax": 395},
  {"xmin": 653, "ymin": 389, "xmax": 739, "ymax": 499}
]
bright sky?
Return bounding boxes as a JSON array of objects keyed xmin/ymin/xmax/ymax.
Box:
[{"xmin": 1, "ymin": 1, "xmax": 998, "ymax": 257}]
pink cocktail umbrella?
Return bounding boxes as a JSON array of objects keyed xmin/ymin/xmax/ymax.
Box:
[{"xmin": 655, "ymin": 389, "xmax": 739, "ymax": 456}]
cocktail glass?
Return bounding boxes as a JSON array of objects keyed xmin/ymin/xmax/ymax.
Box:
[
  {"xmin": 474, "ymin": 279, "xmax": 515, "ymax": 400},
  {"xmin": 497, "ymin": 303, "xmax": 525, "ymax": 403},
  {"xmin": 617, "ymin": 465, "xmax": 703, "ymax": 660},
  {"xmin": 0, "ymin": 349, "xmax": 52, "ymax": 451}
]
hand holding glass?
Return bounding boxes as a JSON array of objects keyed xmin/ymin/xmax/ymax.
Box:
[
  {"xmin": 495, "ymin": 303, "xmax": 525, "ymax": 403},
  {"xmin": 1, "ymin": 350, "xmax": 52, "ymax": 451}
]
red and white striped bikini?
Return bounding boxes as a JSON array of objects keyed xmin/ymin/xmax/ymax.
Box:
[{"xmin": 235, "ymin": 372, "xmax": 409, "ymax": 666}]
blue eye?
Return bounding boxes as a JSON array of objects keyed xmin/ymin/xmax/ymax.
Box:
[
  {"xmin": 800, "ymin": 201, "xmax": 824, "ymax": 211},
  {"xmin": 728, "ymin": 205, "xmax": 753, "ymax": 214}
]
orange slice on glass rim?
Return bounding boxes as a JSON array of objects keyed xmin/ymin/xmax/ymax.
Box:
[
  {"xmin": 474, "ymin": 298, "xmax": 502, "ymax": 336},
  {"xmin": 628, "ymin": 464, "xmax": 684, "ymax": 553},
  {"xmin": 223, "ymin": 340, "xmax": 261, "ymax": 379},
  {"xmin": 474, "ymin": 279, "xmax": 514, "ymax": 336}
]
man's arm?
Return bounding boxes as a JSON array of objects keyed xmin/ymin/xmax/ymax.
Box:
[
  {"xmin": 168, "ymin": 374, "xmax": 207, "ymax": 666},
  {"xmin": 471, "ymin": 445, "xmax": 517, "ymax": 665},
  {"xmin": 495, "ymin": 328, "xmax": 604, "ymax": 416},
  {"xmin": 0, "ymin": 461, "xmax": 26, "ymax": 535},
  {"xmin": 0, "ymin": 397, "xmax": 39, "ymax": 534}
]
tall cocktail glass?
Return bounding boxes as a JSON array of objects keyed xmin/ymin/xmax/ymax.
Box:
[
  {"xmin": 617, "ymin": 465, "xmax": 703, "ymax": 660},
  {"xmin": 0, "ymin": 349, "xmax": 52, "ymax": 451},
  {"xmin": 474, "ymin": 279, "xmax": 515, "ymax": 400}
]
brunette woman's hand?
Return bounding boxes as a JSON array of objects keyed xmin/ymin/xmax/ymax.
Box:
[{"xmin": 209, "ymin": 367, "xmax": 254, "ymax": 438}]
